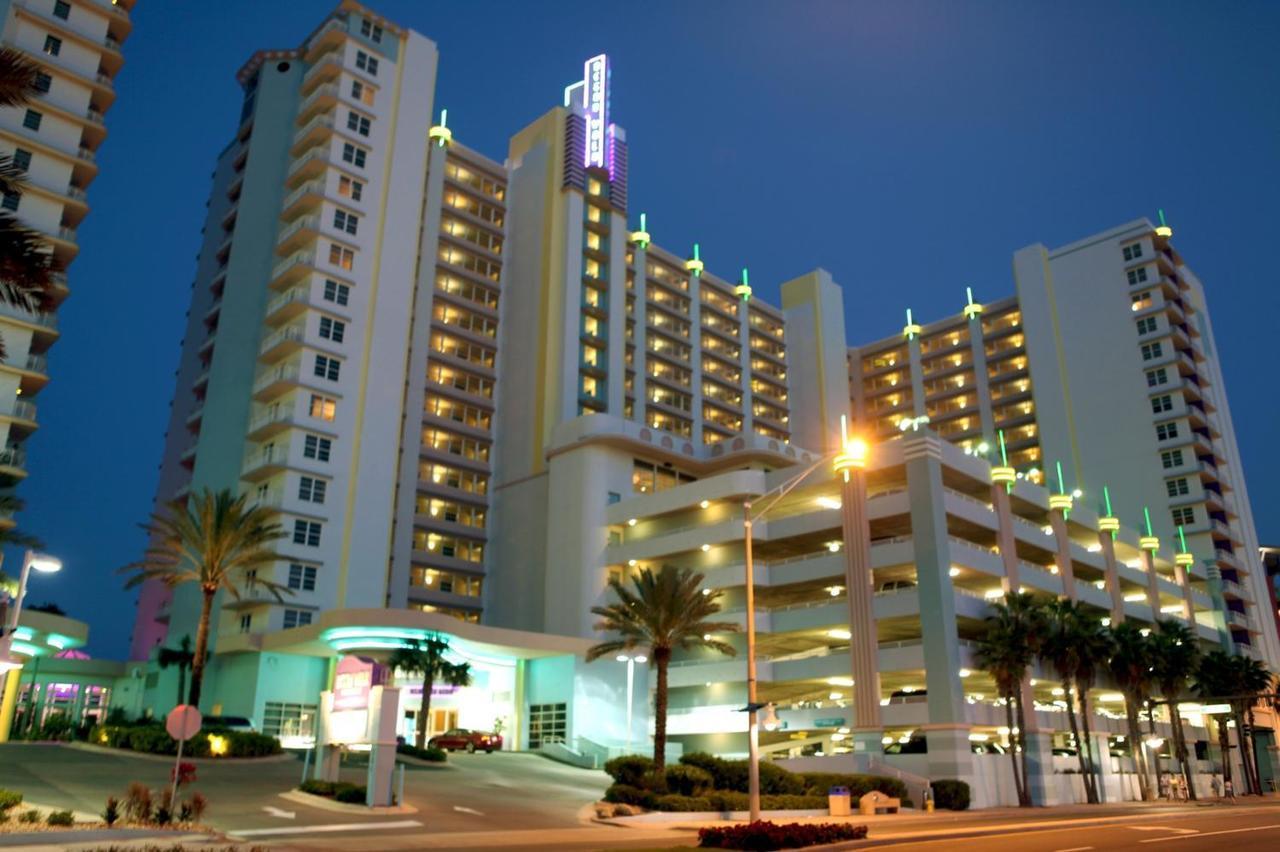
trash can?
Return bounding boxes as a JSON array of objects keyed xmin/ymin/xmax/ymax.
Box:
[{"xmin": 828, "ymin": 785, "xmax": 851, "ymax": 817}]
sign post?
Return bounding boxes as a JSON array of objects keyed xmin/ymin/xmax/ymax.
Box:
[{"xmin": 165, "ymin": 704, "xmax": 202, "ymax": 810}]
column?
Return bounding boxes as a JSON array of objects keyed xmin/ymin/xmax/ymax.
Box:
[
  {"xmin": 903, "ymin": 433, "xmax": 972, "ymax": 780},
  {"xmin": 1173, "ymin": 555, "xmax": 1196, "ymax": 623},
  {"xmin": 738, "ymin": 292, "xmax": 754, "ymax": 435},
  {"xmin": 990, "ymin": 483, "xmax": 1022, "ymax": 593},
  {"xmin": 1048, "ymin": 507, "xmax": 1078, "ymax": 601},
  {"xmin": 1204, "ymin": 563, "xmax": 1233, "ymax": 649},
  {"xmin": 631, "ymin": 249, "xmax": 647, "ymax": 423},
  {"xmin": 905, "ymin": 325, "xmax": 927, "ymax": 420},
  {"xmin": 1143, "ymin": 550, "xmax": 1161, "ymax": 617},
  {"xmin": 1098, "ymin": 530, "xmax": 1125, "ymax": 624},
  {"xmin": 1092, "ymin": 731, "xmax": 1117, "ymax": 802},
  {"xmin": 840, "ymin": 461, "xmax": 880, "ymax": 745},
  {"xmin": 0, "ymin": 666, "xmax": 21, "ymax": 743},
  {"xmin": 965, "ymin": 305, "xmax": 996, "ymax": 440},
  {"xmin": 688, "ymin": 267, "xmax": 703, "ymax": 446},
  {"xmin": 606, "ymin": 215, "xmax": 629, "ymax": 416}
]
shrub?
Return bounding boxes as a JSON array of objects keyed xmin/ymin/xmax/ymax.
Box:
[
  {"xmin": 797, "ymin": 772, "xmax": 909, "ymax": 800},
  {"xmin": 20, "ymin": 809, "xmax": 41, "ymax": 824},
  {"xmin": 333, "ymin": 784, "xmax": 367, "ymax": 804},
  {"xmin": 124, "ymin": 782, "xmax": 152, "ymax": 824},
  {"xmin": 102, "ymin": 796, "xmax": 119, "ymax": 826},
  {"xmin": 0, "ymin": 788, "xmax": 22, "ymax": 812},
  {"xmin": 604, "ymin": 754, "xmax": 656, "ymax": 787},
  {"xmin": 32, "ymin": 712, "xmax": 76, "ymax": 742},
  {"xmin": 931, "ymin": 779, "xmax": 970, "ymax": 811},
  {"xmin": 665, "ymin": 764, "xmax": 714, "ymax": 797},
  {"xmin": 758, "ymin": 762, "xmax": 806, "ymax": 796},
  {"xmin": 187, "ymin": 792, "xmax": 208, "ymax": 823},
  {"xmin": 653, "ymin": 794, "xmax": 712, "ymax": 812},
  {"xmin": 46, "ymin": 809, "xmax": 74, "ymax": 827},
  {"xmin": 705, "ymin": 791, "xmax": 828, "ymax": 812},
  {"xmin": 88, "ymin": 725, "xmax": 282, "ymax": 758},
  {"xmin": 153, "ymin": 805, "xmax": 172, "ymax": 826},
  {"xmin": 299, "ymin": 779, "xmax": 337, "ymax": 797},
  {"xmin": 603, "ymin": 783, "xmax": 656, "ymax": 809},
  {"xmin": 698, "ymin": 820, "xmax": 868, "ymax": 849},
  {"xmin": 396, "ymin": 743, "xmax": 447, "ymax": 762},
  {"xmin": 676, "ymin": 754, "xmax": 809, "ymax": 795},
  {"xmin": 171, "ymin": 761, "xmax": 197, "ymax": 788},
  {"xmin": 300, "ymin": 780, "xmax": 365, "ymax": 804}
]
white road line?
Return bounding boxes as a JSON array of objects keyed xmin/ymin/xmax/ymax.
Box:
[
  {"xmin": 262, "ymin": 806, "xmax": 296, "ymax": 819},
  {"xmin": 1127, "ymin": 826, "xmax": 1198, "ymax": 834},
  {"xmin": 453, "ymin": 805, "xmax": 486, "ymax": 815},
  {"xmin": 1054, "ymin": 846, "xmax": 1095, "ymax": 851},
  {"xmin": 1139, "ymin": 822, "xmax": 1280, "ymax": 843},
  {"xmin": 230, "ymin": 819, "xmax": 423, "ymax": 838}
]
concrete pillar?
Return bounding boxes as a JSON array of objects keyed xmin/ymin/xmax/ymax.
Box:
[
  {"xmin": 1024, "ymin": 730, "xmax": 1054, "ymax": 805},
  {"xmin": 631, "ymin": 248, "xmax": 647, "ymax": 422},
  {"xmin": 991, "ymin": 484, "xmax": 1021, "ymax": 593},
  {"xmin": 1048, "ymin": 509, "xmax": 1077, "ymax": 600},
  {"xmin": 966, "ymin": 311, "xmax": 996, "ymax": 441},
  {"xmin": 1204, "ymin": 563, "xmax": 1234, "ymax": 649},
  {"xmin": 780, "ymin": 270, "xmax": 850, "ymax": 453},
  {"xmin": 1092, "ymin": 732, "xmax": 1117, "ymax": 802},
  {"xmin": 313, "ymin": 690, "xmax": 340, "ymax": 782},
  {"xmin": 688, "ymin": 264, "xmax": 703, "ymax": 446},
  {"xmin": 1099, "ymin": 532, "xmax": 1125, "ymax": 624},
  {"xmin": 905, "ymin": 334, "xmax": 926, "ymax": 419},
  {"xmin": 1142, "ymin": 550, "xmax": 1161, "ymax": 617},
  {"xmin": 366, "ymin": 686, "xmax": 401, "ymax": 807},
  {"xmin": 840, "ymin": 467, "xmax": 880, "ymax": 735},
  {"xmin": 0, "ymin": 666, "xmax": 21, "ymax": 743},
  {"xmin": 923, "ymin": 725, "xmax": 974, "ymax": 783},
  {"xmin": 1172, "ymin": 559, "xmax": 1196, "ymax": 623},
  {"xmin": 605, "ymin": 221, "xmax": 628, "ymax": 417},
  {"xmin": 738, "ymin": 292, "xmax": 754, "ymax": 436}
]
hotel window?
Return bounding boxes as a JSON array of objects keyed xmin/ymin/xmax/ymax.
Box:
[
  {"xmin": 1127, "ymin": 267, "xmax": 1149, "ymax": 286},
  {"xmin": 1167, "ymin": 477, "xmax": 1190, "ymax": 498},
  {"xmin": 43, "ymin": 35, "xmax": 61, "ymax": 56},
  {"xmin": 346, "ymin": 111, "xmax": 371, "ymax": 137},
  {"xmin": 298, "ymin": 475, "xmax": 326, "ymax": 504},
  {"xmin": 302, "ymin": 434, "xmax": 332, "ymax": 462},
  {"xmin": 1122, "ymin": 243, "xmax": 1144, "ymax": 261},
  {"xmin": 341, "ymin": 143, "xmax": 367, "ymax": 168},
  {"xmin": 360, "ymin": 19, "xmax": 383, "ymax": 42},
  {"xmin": 631, "ymin": 458, "xmax": 696, "ymax": 493},
  {"xmin": 288, "ymin": 563, "xmax": 318, "ymax": 592},
  {"xmin": 333, "ymin": 209, "xmax": 358, "ymax": 235},
  {"xmin": 12, "ymin": 149, "xmax": 31, "ymax": 172},
  {"xmin": 283, "ymin": 609, "xmax": 313, "ymax": 629},
  {"xmin": 355, "ymin": 50, "xmax": 378, "ymax": 76},
  {"xmin": 528, "ymin": 703, "xmax": 567, "ymax": 748},
  {"xmin": 309, "ymin": 394, "xmax": 337, "ymax": 422},
  {"xmin": 292, "ymin": 520, "xmax": 322, "ymax": 547},
  {"xmin": 322, "ymin": 279, "xmax": 350, "ymax": 306},
  {"xmin": 22, "ymin": 110, "xmax": 41, "ymax": 131},
  {"xmin": 1171, "ymin": 506, "xmax": 1196, "ymax": 527},
  {"xmin": 338, "ymin": 176, "xmax": 363, "ymax": 202},
  {"xmin": 1140, "ymin": 342, "xmax": 1163, "ymax": 362},
  {"xmin": 350, "ymin": 79, "xmax": 375, "ymax": 106},
  {"xmin": 319, "ymin": 316, "xmax": 345, "ymax": 342},
  {"xmin": 1, "ymin": 192, "xmax": 18, "ymax": 212},
  {"xmin": 53, "ymin": 0, "xmax": 70, "ymax": 19},
  {"xmin": 33, "ymin": 72, "xmax": 51, "ymax": 94},
  {"xmin": 328, "ymin": 243, "xmax": 354, "ymax": 271},
  {"xmin": 1131, "ymin": 291, "xmax": 1152, "ymax": 312},
  {"xmin": 239, "ymin": 614, "xmax": 252, "ymax": 634},
  {"xmin": 1156, "ymin": 421, "xmax": 1178, "ymax": 441},
  {"xmin": 313, "ymin": 354, "xmax": 340, "ymax": 381},
  {"xmin": 1151, "ymin": 394, "xmax": 1173, "ymax": 414},
  {"xmin": 1161, "ymin": 449, "xmax": 1184, "ymax": 469},
  {"xmin": 1146, "ymin": 368, "xmax": 1168, "ymax": 387},
  {"xmin": 1136, "ymin": 317, "xmax": 1158, "ymax": 335}
]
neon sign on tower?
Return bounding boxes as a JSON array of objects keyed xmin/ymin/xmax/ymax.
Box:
[{"xmin": 582, "ymin": 53, "xmax": 610, "ymax": 174}]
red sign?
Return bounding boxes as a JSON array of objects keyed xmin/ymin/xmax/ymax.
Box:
[
  {"xmin": 165, "ymin": 705, "xmax": 202, "ymax": 742},
  {"xmin": 332, "ymin": 655, "xmax": 388, "ymax": 711}
]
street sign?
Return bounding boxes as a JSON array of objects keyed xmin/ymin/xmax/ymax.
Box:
[
  {"xmin": 165, "ymin": 705, "xmax": 202, "ymax": 742},
  {"xmin": 814, "ymin": 718, "xmax": 846, "ymax": 728}
]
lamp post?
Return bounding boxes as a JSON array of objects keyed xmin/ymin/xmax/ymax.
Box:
[
  {"xmin": 4, "ymin": 550, "xmax": 64, "ymax": 636},
  {"xmin": 616, "ymin": 653, "xmax": 647, "ymax": 753},
  {"xmin": 742, "ymin": 420, "xmax": 868, "ymax": 821},
  {"xmin": 0, "ymin": 551, "xmax": 62, "ymax": 743}
]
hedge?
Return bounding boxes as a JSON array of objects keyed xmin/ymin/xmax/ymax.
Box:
[
  {"xmin": 677, "ymin": 752, "xmax": 909, "ymax": 799},
  {"xmin": 397, "ymin": 743, "xmax": 447, "ymax": 762},
  {"xmin": 606, "ymin": 786, "xmax": 831, "ymax": 813},
  {"xmin": 299, "ymin": 779, "xmax": 367, "ymax": 803},
  {"xmin": 0, "ymin": 789, "xmax": 22, "ymax": 812},
  {"xmin": 698, "ymin": 820, "xmax": 868, "ymax": 849},
  {"xmin": 932, "ymin": 778, "xmax": 970, "ymax": 811},
  {"xmin": 90, "ymin": 724, "xmax": 282, "ymax": 758}
]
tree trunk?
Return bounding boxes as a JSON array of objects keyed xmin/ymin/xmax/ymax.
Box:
[
  {"xmin": 1015, "ymin": 690, "xmax": 1034, "ymax": 807},
  {"xmin": 1126, "ymin": 696, "xmax": 1151, "ymax": 802},
  {"xmin": 653, "ymin": 648, "xmax": 670, "ymax": 772},
  {"xmin": 176, "ymin": 667, "xmax": 187, "ymax": 710},
  {"xmin": 1238, "ymin": 707, "xmax": 1259, "ymax": 795},
  {"xmin": 1064, "ymin": 685, "xmax": 1094, "ymax": 803},
  {"xmin": 1246, "ymin": 707, "xmax": 1262, "ymax": 795},
  {"xmin": 1146, "ymin": 701, "xmax": 1164, "ymax": 798},
  {"xmin": 1216, "ymin": 717, "xmax": 1233, "ymax": 794},
  {"xmin": 1077, "ymin": 684, "xmax": 1101, "ymax": 803},
  {"xmin": 415, "ymin": 669, "xmax": 435, "ymax": 750},
  {"xmin": 1168, "ymin": 694, "xmax": 1196, "ymax": 800},
  {"xmin": 186, "ymin": 591, "xmax": 215, "ymax": 709},
  {"xmin": 1003, "ymin": 689, "xmax": 1025, "ymax": 806}
]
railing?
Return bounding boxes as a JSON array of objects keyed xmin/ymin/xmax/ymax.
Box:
[
  {"xmin": 287, "ymin": 148, "xmax": 330, "ymax": 177},
  {"xmin": 95, "ymin": 72, "xmax": 113, "ymax": 90},
  {"xmin": 281, "ymin": 179, "xmax": 324, "ymax": 212},
  {"xmin": 266, "ymin": 287, "xmax": 309, "ymax": 316},
  {"xmin": 58, "ymin": 226, "xmax": 77, "ymax": 241},
  {"xmin": 0, "ymin": 302, "xmax": 57, "ymax": 328},
  {"xmin": 247, "ymin": 408, "xmax": 293, "ymax": 434},
  {"xmin": 298, "ymin": 83, "xmax": 338, "ymax": 116},
  {"xmin": 276, "ymin": 215, "xmax": 318, "ymax": 246},
  {"xmin": 271, "ymin": 250, "xmax": 315, "ymax": 281},
  {"xmin": 292, "ymin": 114, "xmax": 334, "ymax": 146},
  {"xmin": 66, "ymin": 185, "xmax": 86, "ymax": 201},
  {"xmin": 77, "ymin": 146, "xmax": 95, "ymax": 162},
  {"xmin": 253, "ymin": 363, "xmax": 300, "ymax": 392},
  {"xmin": 85, "ymin": 107, "xmax": 104, "ymax": 125},
  {"xmin": 10, "ymin": 400, "xmax": 36, "ymax": 421},
  {"xmin": 259, "ymin": 325, "xmax": 304, "ymax": 355},
  {"xmin": 0, "ymin": 447, "xmax": 27, "ymax": 470},
  {"xmin": 103, "ymin": 35, "xmax": 122, "ymax": 53},
  {"xmin": 24, "ymin": 353, "xmax": 47, "ymax": 373}
]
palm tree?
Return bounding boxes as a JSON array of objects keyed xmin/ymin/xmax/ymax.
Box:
[
  {"xmin": 120, "ymin": 489, "xmax": 289, "ymax": 709},
  {"xmin": 587, "ymin": 564, "xmax": 738, "ymax": 771},
  {"xmin": 975, "ymin": 592, "xmax": 1044, "ymax": 806},
  {"xmin": 1108, "ymin": 621, "xmax": 1155, "ymax": 801},
  {"xmin": 1228, "ymin": 654, "xmax": 1270, "ymax": 795},
  {"xmin": 0, "ymin": 49, "xmax": 58, "ymax": 359},
  {"xmin": 157, "ymin": 635, "xmax": 196, "ymax": 710},
  {"xmin": 1193, "ymin": 650, "xmax": 1236, "ymax": 794},
  {"xmin": 388, "ymin": 635, "xmax": 472, "ymax": 750},
  {"xmin": 1040, "ymin": 599, "xmax": 1109, "ymax": 803},
  {"xmin": 1150, "ymin": 620, "xmax": 1200, "ymax": 799}
]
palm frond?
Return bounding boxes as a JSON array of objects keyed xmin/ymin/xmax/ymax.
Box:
[
  {"xmin": 588, "ymin": 564, "xmax": 739, "ymax": 663},
  {"xmin": 0, "ymin": 49, "xmax": 40, "ymax": 109}
]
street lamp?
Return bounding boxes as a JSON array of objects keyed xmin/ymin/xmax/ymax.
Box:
[
  {"xmin": 616, "ymin": 653, "xmax": 647, "ymax": 753},
  {"xmin": 742, "ymin": 417, "xmax": 869, "ymax": 821},
  {"xmin": 3, "ymin": 550, "xmax": 63, "ymax": 636}
]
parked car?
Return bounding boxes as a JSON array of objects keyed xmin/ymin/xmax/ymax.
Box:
[
  {"xmin": 202, "ymin": 715, "xmax": 256, "ymax": 732},
  {"xmin": 428, "ymin": 728, "xmax": 502, "ymax": 753}
]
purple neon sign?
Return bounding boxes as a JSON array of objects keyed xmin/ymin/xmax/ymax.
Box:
[{"xmin": 583, "ymin": 54, "xmax": 609, "ymax": 173}]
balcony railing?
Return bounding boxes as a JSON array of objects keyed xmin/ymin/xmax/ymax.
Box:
[
  {"xmin": 276, "ymin": 215, "xmax": 319, "ymax": 247},
  {"xmin": 271, "ymin": 251, "xmax": 316, "ymax": 282},
  {"xmin": 259, "ymin": 325, "xmax": 305, "ymax": 355},
  {"xmin": 253, "ymin": 363, "xmax": 300, "ymax": 393},
  {"xmin": 281, "ymin": 179, "xmax": 324, "ymax": 213},
  {"xmin": 10, "ymin": 400, "xmax": 36, "ymax": 421},
  {"xmin": 293, "ymin": 114, "xmax": 334, "ymax": 146},
  {"xmin": 0, "ymin": 447, "xmax": 27, "ymax": 471},
  {"xmin": 0, "ymin": 302, "xmax": 57, "ymax": 328}
]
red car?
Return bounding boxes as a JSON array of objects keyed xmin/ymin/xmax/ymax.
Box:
[{"xmin": 428, "ymin": 728, "xmax": 502, "ymax": 753}]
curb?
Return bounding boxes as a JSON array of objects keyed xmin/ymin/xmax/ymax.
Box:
[
  {"xmin": 65, "ymin": 741, "xmax": 293, "ymax": 765},
  {"xmin": 279, "ymin": 790, "xmax": 419, "ymax": 815}
]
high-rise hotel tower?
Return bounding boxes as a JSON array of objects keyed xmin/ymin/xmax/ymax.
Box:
[{"xmin": 0, "ymin": 0, "xmax": 132, "ymax": 528}]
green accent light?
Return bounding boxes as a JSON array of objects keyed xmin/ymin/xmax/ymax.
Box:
[
  {"xmin": 440, "ymin": 108, "xmax": 448, "ymax": 128},
  {"xmin": 998, "ymin": 430, "xmax": 1008, "ymax": 465},
  {"xmin": 1055, "ymin": 461, "xmax": 1066, "ymax": 493},
  {"xmin": 1143, "ymin": 506, "xmax": 1154, "ymax": 537},
  {"xmin": 13, "ymin": 627, "xmax": 34, "ymax": 641},
  {"xmin": 693, "ymin": 243, "xmax": 700, "ymax": 261},
  {"xmin": 10, "ymin": 641, "xmax": 40, "ymax": 656},
  {"xmin": 966, "ymin": 287, "xmax": 974, "ymax": 306},
  {"xmin": 1103, "ymin": 485, "xmax": 1113, "ymax": 516},
  {"xmin": 1158, "ymin": 208, "xmax": 1167, "ymax": 227},
  {"xmin": 1178, "ymin": 525, "xmax": 1188, "ymax": 552},
  {"xmin": 640, "ymin": 212, "xmax": 646, "ymax": 232}
]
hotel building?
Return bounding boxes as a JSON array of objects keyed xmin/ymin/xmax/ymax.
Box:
[
  {"xmin": 8, "ymin": 0, "xmax": 1261, "ymax": 804},
  {"xmin": 0, "ymin": 0, "xmax": 132, "ymax": 525}
]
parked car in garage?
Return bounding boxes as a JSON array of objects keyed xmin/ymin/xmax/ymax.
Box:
[{"xmin": 428, "ymin": 728, "xmax": 503, "ymax": 753}]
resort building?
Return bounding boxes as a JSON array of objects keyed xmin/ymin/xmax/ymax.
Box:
[{"xmin": 0, "ymin": 0, "xmax": 133, "ymax": 527}]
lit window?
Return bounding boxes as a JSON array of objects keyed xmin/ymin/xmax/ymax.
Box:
[{"xmin": 309, "ymin": 394, "xmax": 337, "ymax": 421}]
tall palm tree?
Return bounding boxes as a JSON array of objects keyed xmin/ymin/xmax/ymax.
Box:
[
  {"xmin": 120, "ymin": 489, "xmax": 289, "ymax": 709},
  {"xmin": 1150, "ymin": 620, "xmax": 1200, "ymax": 799},
  {"xmin": 975, "ymin": 591, "xmax": 1044, "ymax": 806},
  {"xmin": 1228, "ymin": 654, "xmax": 1270, "ymax": 795},
  {"xmin": 388, "ymin": 635, "xmax": 472, "ymax": 750},
  {"xmin": 0, "ymin": 49, "xmax": 58, "ymax": 359},
  {"xmin": 587, "ymin": 564, "xmax": 738, "ymax": 771},
  {"xmin": 1040, "ymin": 599, "xmax": 1109, "ymax": 803},
  {"xmin": 1108, "ymin": 621, "xmax": 1155, "ymax": 801},
  {"xmin": 1193, "ymin": 650, "xmax": 1236, "ymax": 794},
  {"xmin": 157, "ymin": 635, "xmax": 196, "ymax": 710}
]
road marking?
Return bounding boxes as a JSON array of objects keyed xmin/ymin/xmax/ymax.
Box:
[
  {"xmin": 453, "ymin": 805, "xmax": 486, "ymax": 816},
  {"xmin": 1127, "ymin": 826, "xmax": 1198, "ymax": 834},
  {"xmin": 231, "ymin": 820, "xmax": 423, "ymax": 838},
  {"xmin": 262, "ymin": 806, "xmax": 296, "ymax": 819},
  {"xmin": 1139, "ymin": 823, "xmax": 1280, "ymax": 843},
  {"xmin": 1054, "ymin": 847, "xmax": 1095, "ymax": 851}
]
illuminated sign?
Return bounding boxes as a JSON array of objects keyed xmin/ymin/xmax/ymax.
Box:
[
  {"xmin": 583, "ymin": 54, "xmax": 609, "ymax": 173},
  {"xmin": 333, "ymin": 655, "xmax": 388, "ymax": 711}
]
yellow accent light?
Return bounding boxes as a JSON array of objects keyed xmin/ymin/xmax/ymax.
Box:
[
  {"xmin": 1175, "ymin": 552, "xmax": 1195, "ymax": 567},
  {"xmin": 1048, "ymin": 493, "xmax": 1073, "ymax": 512},
  {"xmin": 902, "ymin": 322, "xmax": 922, "ymax": 339},
  {"xmin": 685, "ymin": 258, "xmax": 704, "ymax": 275},
  {"xmin": 1155, "ymin": 225, "xmax": 1173, "ymax": 238},
  {"xmin": 629, "ymin": 229, "xmax": 650, "ymax": 247},
  {"xmin": 963, "ymin": 302, "xmax": 983, "ymax": 319},
  {"xmin": 990, "ymin": 466, "xmax": 1016, "ymax": 485},
  {"xmin": 833, "ymin": 436, "xmax": 869, "ymax": 481},
  {"xmin": 699, "ymin": 500, "xmax": 711, "ymax": 509},
  {"xmin": 1098, "ymin": 516, "xmax": 1120, "ymax": 532},
  {"xmin": 1139, "ymin": 535, "xmax": 1160, "ymax": 552},
  {"xmin": 428, "ymin": 125, "xmax": 453, "ymax": 146}
]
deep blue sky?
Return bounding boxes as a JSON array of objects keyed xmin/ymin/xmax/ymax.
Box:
[{"xmin": 14, "ymin": 1, "xmax": 1279, "ymax": 658}]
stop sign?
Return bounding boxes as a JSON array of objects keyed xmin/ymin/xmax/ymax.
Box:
[{"xmin": 165, "ymin": 705, "xmax": 202, "ymax": 742}]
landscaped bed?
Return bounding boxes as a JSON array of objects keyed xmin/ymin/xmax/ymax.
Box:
[
  {"xmin": 0, "ymin": 784, "xmax": 213, "ymax": 837},
  {"xmin": 90, "ymin": 723, "xmax": 281, "ymax": 758},
  {"xmin": 699, "ymin": 820, "xmax": 869, "ymax": 849}
]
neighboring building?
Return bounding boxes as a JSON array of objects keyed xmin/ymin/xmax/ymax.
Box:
[
  {"xmin": 1262, "ymin": 547, "xmax": 1280, "ymax": 648},
  {"xmin": 0, "ymin": 0, "xmax": 133, "ymax": 527},
  {"xmin": 98, "ymin": 0, "xmax": 1271, "ymax": 807}
]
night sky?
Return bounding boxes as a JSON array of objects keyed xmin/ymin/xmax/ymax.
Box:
[{"xmin": 13, "ymin": 1, "xmax": 1279, "ymax": 659}]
